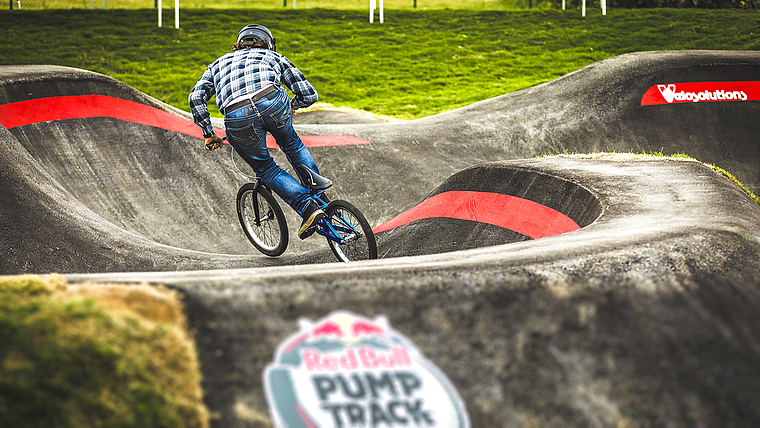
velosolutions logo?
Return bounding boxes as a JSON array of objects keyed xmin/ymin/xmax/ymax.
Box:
[{"xmin": 640, "ymin": 81, "xmax": 760, "ymax": 106}]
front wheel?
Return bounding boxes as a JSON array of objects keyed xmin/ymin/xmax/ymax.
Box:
[
  {"xmin": 237, "ymin": 183, "xmax": 288, "ymax": 257},
  {"xmin": 323, "ymin": 200, "xmax": 377, "ymax": 262}
]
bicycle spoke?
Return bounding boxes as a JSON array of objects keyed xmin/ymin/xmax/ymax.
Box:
[
  {"xmin": 254, "ymin": 197, "xmax": 278, "ymax": 247},
  {"xmin": 238, "ymin": 186, "xmax": 288, "ymax": 256},
  {"xmin": 326, "ymin": 205, "xmax": 373, "ymax": 262}
]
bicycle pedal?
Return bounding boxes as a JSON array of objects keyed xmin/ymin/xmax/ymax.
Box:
[{"xmin": 299, "ymin": 225, "xmax": 319, "ymax": 240}]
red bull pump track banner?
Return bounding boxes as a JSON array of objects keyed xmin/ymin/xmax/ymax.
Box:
[
  {"xmin": 641, "ymin": 81, "xmax": 760, "ymax": 106},
  {"xmin": 264, "ymin": 310, "xmax": 471, "ymax": 428}
]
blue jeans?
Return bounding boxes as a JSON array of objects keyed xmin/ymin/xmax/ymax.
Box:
[{"xmin": 224, "ymin": 88, "xmax": 320, "ymax": 216}]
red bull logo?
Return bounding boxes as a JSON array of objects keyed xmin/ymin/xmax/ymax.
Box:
[
  {"xmin": 310, "ymin": 319, "xmax": 383, "ymax": 339},
  {"xmin": 302, "ymin": 346, "xmax": 412, "ymax": 372},
  {"xmin": 264, "ymin": 310, "xmax": 470, "ymax": 428},
  {"xmin": 641, "ymin": 81, "xmax": 760, "ymax": 106}
]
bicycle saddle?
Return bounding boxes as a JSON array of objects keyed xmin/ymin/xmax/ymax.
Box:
[{"xmin": 296, "ymin": 165, "xmax": 333, "ymax": 191}]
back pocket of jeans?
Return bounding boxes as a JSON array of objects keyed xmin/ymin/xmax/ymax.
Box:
[
  {"xmin": 270, "ymin": 100, "xmax": 291, "ymax": 129},
  {"xmin": 225, "ymin": 122, "xmax": 260, "ymax": 151}
]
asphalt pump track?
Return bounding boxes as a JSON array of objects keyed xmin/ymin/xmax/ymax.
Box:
[{"xmin": 2, "ymin": 50, "xmax": 760, "ymax": 427}]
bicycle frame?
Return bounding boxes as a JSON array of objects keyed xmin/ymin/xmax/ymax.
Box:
[
  {"xmin": 312, "ymin": 194, "xmax": 364, "ymax": 245},
  {"xmin": 245, "ymin": 179, "xmax": 354, "ymax": 243},
  {"xmin": 230, "ymin": 141, "xmax": 376, "ymax": 262}
]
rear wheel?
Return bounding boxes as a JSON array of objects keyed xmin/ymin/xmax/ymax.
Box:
[
  {"xmin": 237, "ymin": 183, "xmax": 288, "ymax": 257},
  {"xmin": 323, "ymin": 200, "xmax": 377, "ymax": 262}
]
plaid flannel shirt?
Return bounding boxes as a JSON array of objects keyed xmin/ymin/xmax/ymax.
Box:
[{"xmin": 189, "ymin": 48, "xmax": 318, "ymax": 138}]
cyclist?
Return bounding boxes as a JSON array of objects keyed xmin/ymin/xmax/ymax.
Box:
[{"xmin": 189, "ymin": 24, "xmax": 326, "ymax": 240}]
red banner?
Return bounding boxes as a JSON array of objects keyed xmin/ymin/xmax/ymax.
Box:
[{"xmin": 641, "ymin": 81, "xmax": 760, "ymax": 106}]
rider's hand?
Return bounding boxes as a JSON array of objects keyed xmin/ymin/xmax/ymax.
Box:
[{"xmin": 205, "ymin": 134, "xmax": 224, "ymax": 151}]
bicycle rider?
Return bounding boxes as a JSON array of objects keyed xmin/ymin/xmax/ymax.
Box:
[{"xmin": 189, "ymin": 24, "xmax": 326, "ymax": 240}]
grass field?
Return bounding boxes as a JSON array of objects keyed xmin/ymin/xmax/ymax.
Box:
[
  {"xmin": 8, "ymin": 0, "xmax": 538, "ymax": 10},
  {"xmin": 1, "ymin": 8, "xmax": 758, "ymax": 119}
]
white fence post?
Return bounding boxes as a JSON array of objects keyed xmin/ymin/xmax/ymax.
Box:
[
  {"xmin": 369, "ymin": 0, "xmax": 382, "ymax": 23},
  {"xmin": 174, "ymin": 0, "xmax": 179, "ymax": 28},
  {"xmin": 158, "ymin": 0, "xmax": 162, "ymax": 27}
]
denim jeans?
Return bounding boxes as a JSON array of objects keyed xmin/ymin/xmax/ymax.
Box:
[{"xmin": 224, "ymin": 87, "xmax": 320, "ymax": 216}]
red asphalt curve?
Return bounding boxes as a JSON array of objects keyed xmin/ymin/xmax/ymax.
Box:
[
  {"xmin": 373, "ymin": 191, "xmax": 581, "ymax": 239},
  {"xmin": 0, "ymin": 94, "xmax": 580, "ymax": 240},
  {"xmin": 0, "ymin": 94, "xmax": 371, "ymax": 148}
]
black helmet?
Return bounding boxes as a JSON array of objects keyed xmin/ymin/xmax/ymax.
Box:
[{"xmin": 236, "ymin": 24, "xmax": 277, "ymax": 52}]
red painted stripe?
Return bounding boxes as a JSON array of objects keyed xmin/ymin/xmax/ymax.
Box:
[
  {"xmin": 373, "ymin": 190, "xmax": 580, "ymax": 239},
  {"xmin": 641, "ymin": 81, "xmax": 760, "ymax": 106},
  {"xmin": 0, "ymin": 95, "xmax": 371, "ymax": 148}
]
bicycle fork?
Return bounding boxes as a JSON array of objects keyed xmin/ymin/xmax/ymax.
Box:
[{"xmin": 251, "ymin": 181, "xmax": 269, "ymax": 227}]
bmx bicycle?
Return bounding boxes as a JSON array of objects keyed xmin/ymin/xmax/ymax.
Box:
[{"xmin": 224, "ymin": 139, "xmax": 377, "ymax": 262}]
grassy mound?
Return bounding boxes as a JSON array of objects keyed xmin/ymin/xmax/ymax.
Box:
[{"xmin": 0, "ymin": 275, "xmax": 209, "ymax": 428}]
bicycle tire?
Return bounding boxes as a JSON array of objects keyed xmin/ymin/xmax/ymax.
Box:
[
  {"xmin": 323, "ymin": 200, "xmax": 378, "ymax": 262},
  {"xmin": 237, "ymin": 183, "xmax": 288, "ymax": 257}
]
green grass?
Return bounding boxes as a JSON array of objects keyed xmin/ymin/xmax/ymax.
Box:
[
  {"xmin": 0, "ymin": 276, "xmax": 209, "ymax": 428},
  {"xmin": 5, "ymin": 0, "xmax": 535, "ymax": 9},
  {"xmin": 708, "ymin": 164, "xmax": 760, "ymax": 205},
  {"xmin": 1, "ymin": 8, "xmax": 758, "ymax": 119}
]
